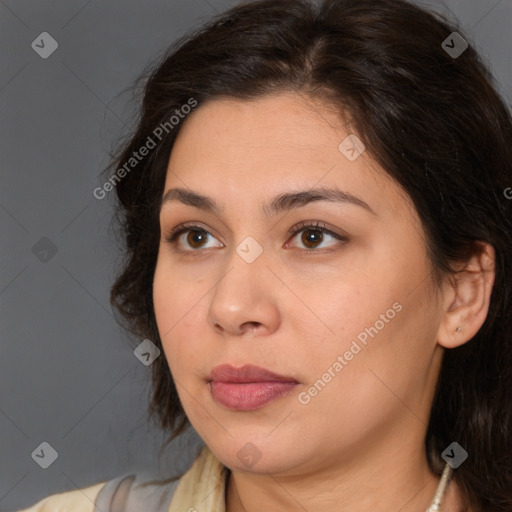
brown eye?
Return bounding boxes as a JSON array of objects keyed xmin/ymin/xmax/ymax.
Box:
[
  {"xmin": 288, "ymin": 221, "xmax": 348, "ymax": 253},
  {"xmin": 300, "ymin": 228, "xmax": 325, "ymax": 249},
  {"xmin": 186, "ymin": 229, "xmax": 209, "ymax": 249},
  {"xmin": 165, "ymin": 223, "xmax": 223, "ymax": 252}
]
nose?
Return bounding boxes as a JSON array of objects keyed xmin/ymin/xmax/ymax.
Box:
[{"xmin": 207, "ymin": 247, "xmax": 281, "ymax": 338}]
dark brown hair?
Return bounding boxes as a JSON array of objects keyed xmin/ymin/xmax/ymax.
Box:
[{"xmin": 104, "ymin": 0, "xmax": 512, "ymax": 509}]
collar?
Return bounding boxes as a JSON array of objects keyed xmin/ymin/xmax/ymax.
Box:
[{"xmin": 168, "ymin": 444, "xmax": 228, "ymax": 512}]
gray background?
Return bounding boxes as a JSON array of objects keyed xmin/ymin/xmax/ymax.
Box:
[{"xmin": 1, "ymin": 0, "xmax": 510, "ymax": 510}]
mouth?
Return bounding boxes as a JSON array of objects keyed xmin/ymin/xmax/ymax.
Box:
[{"xmin": 207, "ymin": 364, "xmax": 299, "ymax": 411}]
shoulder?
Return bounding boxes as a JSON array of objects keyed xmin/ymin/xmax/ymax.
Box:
[
  {"xmin": 17, "ymin": 445, "xmax": 226, "ymax": 512},
  {"xmin": 17, "ymin": 480, "xmax": 106, "ymax": 511},
  {"xmin": 18, "ymin": 473, "xmax": 181, "ymax": 512}
]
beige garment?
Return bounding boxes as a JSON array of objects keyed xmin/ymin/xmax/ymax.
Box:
[
  {"xmin": 168, "ymin": 444, "xmax": 227, "ymax": 511},
  {"xmin": 17, "ymin": 481, "xmax": 106, "ymax": 512},
  {"xmin": 17, "ymin": 444, "xmax": 227, "ymax": 512}
]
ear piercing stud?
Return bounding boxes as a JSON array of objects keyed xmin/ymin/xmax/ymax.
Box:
[{"xmin": 456, "ymin": 327, "xmax": 462, "ymax": 333}]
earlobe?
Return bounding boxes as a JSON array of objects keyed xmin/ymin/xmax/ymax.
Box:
[{"xmin": 436, "ymin": 242, "xmax": 495, "ymax": 349}]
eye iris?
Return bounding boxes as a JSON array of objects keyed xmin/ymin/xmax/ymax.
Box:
[
  {"xmin": 181, "ymin": 227, "xmax": 329, "ymax": 250},
  {"xmin": 301, "ymin": 228, "xmax": 323, "ymax": 248},
  {"xmin": 187, "ymin": 229, "xmax": 207, "ymax": 248}
]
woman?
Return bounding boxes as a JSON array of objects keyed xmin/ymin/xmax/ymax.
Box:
[{"xmin": 19, "ymin": 0, "xmax": 512, "ymax": 510}]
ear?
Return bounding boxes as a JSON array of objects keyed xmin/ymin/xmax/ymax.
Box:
[{"xmin": 436, "ymin": 242, "xmax": 495, "ymax": 349}]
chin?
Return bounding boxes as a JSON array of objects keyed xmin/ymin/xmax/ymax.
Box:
[{"xmin": 210, "ymin": 435, "xmax": 309, "ymax": 475}]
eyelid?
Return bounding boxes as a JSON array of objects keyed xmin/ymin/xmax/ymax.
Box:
[
  {"xmin": 165, "ymin": 222, "xmax": 223, "ymax": 249},
  {"xmin": 287, "ymin": 220, "xmax": 346, "ymax": 238},
  {"xmin": 164, "ymin": 220, "xmax": 348, "ymax": 253},
  {"xmin": 285, "ymin": 220, "xmax": 348, "ymax": 252}
]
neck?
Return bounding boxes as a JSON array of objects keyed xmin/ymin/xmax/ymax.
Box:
[{"xmin": 225, "ymin": 443, "xmax": 462, "ymax": 512}]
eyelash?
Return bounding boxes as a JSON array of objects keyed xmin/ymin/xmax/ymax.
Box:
[{"xmin": 164, "ymin": 220, "xmax": 348, "ymax": 255}]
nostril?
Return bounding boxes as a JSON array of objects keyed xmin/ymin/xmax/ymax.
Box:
[{"xmin": 241, "ymin": 321, "xmax": 261, "ymax": 334}]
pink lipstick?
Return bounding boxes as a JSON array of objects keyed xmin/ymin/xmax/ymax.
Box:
[{"xmin": 207, "ymin": 364, "xmax": 299, "ymax": 411}]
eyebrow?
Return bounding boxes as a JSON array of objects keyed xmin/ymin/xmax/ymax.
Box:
[{"xmin": 159, "ymin": 186, "xmax": 377, "ymax": 217}]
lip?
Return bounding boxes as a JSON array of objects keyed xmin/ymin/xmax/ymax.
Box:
[
  {"xmin": 208, "ymin": 364, "xmax": 299, "ymax": 384},
  {"xmin": 207, "ymin": 364, "xmax": 299, "ymax": 411}
]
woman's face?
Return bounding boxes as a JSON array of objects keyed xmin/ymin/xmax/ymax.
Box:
[{"xmin": 153, "ymin": 92, "xmax": 446, "ymax": 475}]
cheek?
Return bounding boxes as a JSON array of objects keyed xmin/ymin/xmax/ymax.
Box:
[
  {"xmin": 152, "ymin": 261, "xmax": 175, "ymax": 341},
  {"xmin": 152, "ymin": 259, "xmax": 205, "ymax": 372},
  {"xmin": 293, "ymin": 300, "xmax": 430, "ymax": 449},
  {"xmin": 309, "ymin": 273, "xmax": 399, "ymax": 350},
  {"xmin": 309, "ymin": 283, "xmax": 439, "ymax": 424},
  {"xmin": 299, "ymin": 253, "xmax": 436, "ymax": 398}
]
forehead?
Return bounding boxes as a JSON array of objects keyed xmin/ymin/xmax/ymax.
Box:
[
  {"xmin": 163, "ymin": 92, "xmax": 413, "ymax": 221},
  {"xmin": 172, "ymin": 92, "xmax": 348, "ymax": 155}
]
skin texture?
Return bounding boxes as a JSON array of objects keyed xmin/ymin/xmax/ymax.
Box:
[{"xmin": 152, "ymin": 92, "xmax": 494, "ymax": 512}]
